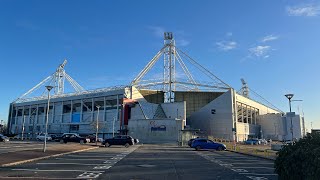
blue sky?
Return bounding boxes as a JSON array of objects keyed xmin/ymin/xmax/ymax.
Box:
[{"xmin": 0, "ymin": 0, "xmax": 319, "ymax": 130}]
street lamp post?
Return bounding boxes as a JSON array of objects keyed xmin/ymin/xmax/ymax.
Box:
[
  {"xmin": 22, "ymin": 115, "xmax": 25, "ymax": 140},
  {"xmin": 95, "ymin": 105, "xmax": 101, "ymax": 146},
  {"xmin": 0, "ymin": 120, "xmax": 3, "ymax": 133},
  {"xmin": 285, "ymin": 94, "xmax": 294, "ymax": 141},
  {"xmin": 112, "ymin": 117, "xmax": 115, "ymax": 137},
  {"xmin": 44, "ymin": 85, "xmax": 53, "ymax": 153}
]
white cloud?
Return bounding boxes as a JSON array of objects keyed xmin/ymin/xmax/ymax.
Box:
[
  {"xmin": 226, "ymin": 32, "xmax": 233, "ymax": 37},
  {"xmin": 248, "ymin": 45, "xmax": 271, "ymax": 58},
  {"xmin": 261, "ymin": 35, "xmax": 279, "ymax": 42},
  {"xmin": 287, "ymin": 4, "xmax": 320, "ymax": 16},
  {"xmin": 147, "ymin": 26, "xmax": 166, "ymax": 38},
  {"xmin": 176, "ymin": 39, "xmax": 190, "ymax": 47},
  {"xmin": 216, "ymin": 41, "xmax": 237, "ymax": 51}
]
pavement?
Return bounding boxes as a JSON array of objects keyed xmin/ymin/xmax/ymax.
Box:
[{"xmin": 0, "ymin": 144, "xmax": 278, "ymax": 180}]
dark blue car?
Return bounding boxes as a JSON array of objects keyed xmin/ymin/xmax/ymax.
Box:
[{"xmin": 191, "ymin": 138, "xmax": 226, "ymax": 151}]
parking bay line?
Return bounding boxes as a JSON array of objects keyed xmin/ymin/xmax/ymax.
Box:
[
  {"xmin": 66, "ymin": 155, "xmax": 116, "ymax": 158},
  {"xmin": 240, "ymin": 173, "xmax": 278, "ymax": 176},
  {"xmin": 55, "ymin": 158, "xmax": 111, "ymax": 161},
  {"xmin": 231, "ymin": 162, "xmax": 273, "ymax": 165},
  {"xmin": 11, "ymin": 169, "xmax": 105, "ymax": 172},
  {"xmin": 37, "ymin": 163, "xmax": 108, "ymax": 166},
  {"xmin": 232, "ymin": 167, "xmax": 275, "ymax": 170},
  {"xmin": 211, "ymin": 160, "xmax": 263, "ymax": 162}
]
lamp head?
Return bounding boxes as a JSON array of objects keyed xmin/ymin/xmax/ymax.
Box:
[
  {"xmin": 96, "ymin": 105, "xmax": 101, "ymax": 109},
  {"xmin": 45, "ymin": 86, "xmax": 54, "ymax": 91},
  {"xmin": 285, "ymin": 94, "xmax": 294, "ymax": 100}
]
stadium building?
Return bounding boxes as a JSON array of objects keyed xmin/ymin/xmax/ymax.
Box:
[{"xmin": 7, "ymin": 32, "xmax": 305, "ymax": 143}]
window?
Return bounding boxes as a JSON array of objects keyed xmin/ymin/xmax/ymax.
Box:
[
  {"xmin": 70, "ymin": 125, "xmax": 79, "ymax": 131},
  {"xmin": 72, "ymin": 101, "xmax": 81, "ymax": 112},
  {"xmin": 24, "ymin": 108, "xmax": 30, "ymax": 115},
  {"xmin": 63, "ymin": 102, "xmax": 72, "ymax": 113},
  {"xmin": 17, "ymin": 109, "xmax": 23, "ymax": 116},
  {"xmin": 94, "ymin": 98, "xmax": 104, "ymax": 111},
  {"xmin": 38, "ymin": 107, "xmax": 45, "ymax": 115},
  {"xmin": 82, "ymin": 99, "xmax": 92, "ymax": 112}
]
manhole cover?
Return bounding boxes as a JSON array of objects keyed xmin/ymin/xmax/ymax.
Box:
[{"xmin": 137, "ymin": 164, "xmax": 156, "ymax": 168}]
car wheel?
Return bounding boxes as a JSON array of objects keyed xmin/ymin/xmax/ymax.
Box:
[
  {"xmin": 105, "ymin": 142, "xmax": 110, "ymax": 147},
  {"xmin": 60, "ymin": 139, "xmax": 64, "ymax": 144},
  {"xmin": 195, "ymin": 146, "xmax": 201, "ymax": 151},
  {"xmin": 217, "ymin": 146, "xmax": 223, "ymax": 151},
  {"xmin": 125, "ymin": 143, "xmax": 130, "ymax": 148},
  {"xmin": 80, "ymin": 140, "xmax": 84, "ymax": 144}
]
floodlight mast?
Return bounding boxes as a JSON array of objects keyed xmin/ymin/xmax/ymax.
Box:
[
  {"xmin": 14, "ymin": 60, "xmax": 85, "ymax": 103},
  {"xmin": 131, "ymin": 32, "xmax": 232, "ymax": 103},
  {"xmin": 163, "ymin": 32, "xmax": 175, "ymax": 103},
  {"xmin": 55, "ymin": 60, "xmax": 67, "ymax": 94}
]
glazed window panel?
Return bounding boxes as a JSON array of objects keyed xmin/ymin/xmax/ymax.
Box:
[{"xmin": 82, "ymin": 99, "xmax": 93, "ymax": 112}]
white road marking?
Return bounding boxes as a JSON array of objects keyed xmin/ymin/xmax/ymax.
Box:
[
  {"xmin": 36, "ymin": 163, "xmax": 106, "ymax": 166},
  {"xmin": 11, "ymin": 169, "xmax": 104, "ymax": 172},
  {"xmin": 77, "ymin": 172, "xmax": 102, "ymax": 179},
  {"xmin": 55, "ymin": 158, "xmax": 106, "ymax": 161},
  {"xmin": 231, "ymin": 162, "xmax": 273, "ymax": 165},
  {"xmin": 93, "ymin": 165, "xmax": 111, "ymax": 170},
  {"xmin": 214, "ymin": 160, "xmax": 262, "ymax": 162},
  {"xmin": 247, "ymin": 176, "xmax": 269, "ymax": 180},
  {"xmin": 233, "ymin": 167, "xmax": 275, "ymax": 170},
  {"xmin": 66, "ymin": 155, "xmax": 115, "ymax": 158},
  {"xmin": 231, "ymin": 169, "xmax": 248, "ymax": 173},
  {"xmin": 240, "ymin": 173, "xmax": 278, "ymax": 176},
  {"xmin": 111, "ymin": 157, "xmax": 122, "ymax": 160}
]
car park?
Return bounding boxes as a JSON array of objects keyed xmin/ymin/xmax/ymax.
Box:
[
  {"xmin": 102, "ymin": 135, "xmax": 135, "ymax": 148},
  {"xmin": 36, "ymin": 134, "xmax": 52, "ymax": 141},
  {"xmin": 59, "ymin": 133, "xmax": 89, "ymax": 144},
  {"xmin": 191, "ymin": 138, "xmax": 226, "ymax": 151},
  {"xmin": 0, "ymin": 134, "xmax": 9, "ymax": 142}
]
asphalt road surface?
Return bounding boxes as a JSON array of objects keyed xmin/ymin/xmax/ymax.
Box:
[
  {"xmin": 0, "ymin": 144, "xmax": 277, "ymax": 180},
  {"xmin": 0, "ymin": 141, "xmax": 44, "ymax": 154}
]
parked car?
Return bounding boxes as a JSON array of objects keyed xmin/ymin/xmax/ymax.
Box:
[
  {"xmin": 49, "ymin": 134, "xmax": 61, "ymax": 141},
  {"xmin": 13, "ymin": 134, "xmax": 23, "ymax": 140},
  {"xmin": 36, "ymin": 133, "xmax": 52, "ymax": 141},
  {"xmin": 191, "ymin": 138, "xmax": 226, "ymax": 151},
  {"xmin": 188, "ymin": 137, "xmax": 200, "ymax": 147},
  {"xmin": 259, "ymin": 139, "xmax": 268, "ymax": 145},
  {"xmin": 0, "ymin": 134, "xmax": 9, "ymax": 142},
  {"xmin": 86, "ymin": 135, "xmax": 103, "ymax": 143},
  {"xmin": 59, "ymin": 133, "xmax": 89, "ymax": 144},
  {"xmin": 244, "ymin": 138, "xmax": 261, "ymax": 145},
  {"xmin": 134, "ymin": 138, "xmax": 139, "ymax": 144},
  {"xmin": 102, "ymin": 135, "xmax": 135, "ymax": 148}
]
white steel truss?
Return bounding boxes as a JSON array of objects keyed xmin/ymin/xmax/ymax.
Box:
[
  {"xmin": 14, "ymin": 60, "xmax": 85, "ymax": 103},
  {"xmin": 131, "ymin": 32, "xmax": 231, "ymax": 103}
]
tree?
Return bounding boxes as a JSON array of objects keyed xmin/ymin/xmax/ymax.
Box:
[
  {"xmin": 0, "ymin": 123, "xmax": 7, "ymax": 134},
  {"xmin": 275, "ymin": 132, "xmax": 320, "ymax": 179}
]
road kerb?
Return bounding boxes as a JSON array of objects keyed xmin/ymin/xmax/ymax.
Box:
[{"xmin": 1, "ymin": 146, "xmax": 99, "ymax": 167}]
